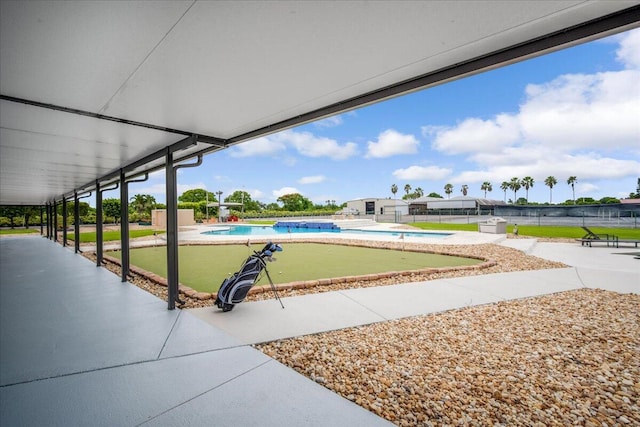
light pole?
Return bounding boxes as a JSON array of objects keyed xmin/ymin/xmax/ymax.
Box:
[{"xmin": 216, "ymin": 191, "xmax": 223, "ymax": 222}]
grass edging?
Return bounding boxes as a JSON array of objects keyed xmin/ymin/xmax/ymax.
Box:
[{"xmin": 99, "ymin": 239, "xmax": 497, "ymax": 302}]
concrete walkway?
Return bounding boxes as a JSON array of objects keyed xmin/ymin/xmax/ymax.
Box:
[
  {"xmin": 0, "ymin": 237, "xmax": 391, "ymax": 426},
  {"xmin": 1, "ymin": 233, "xmax": 638, "ymax": 425},
  {"xmin": 189, "ymin": 240, "xmax": 639, "ymax": 345}
]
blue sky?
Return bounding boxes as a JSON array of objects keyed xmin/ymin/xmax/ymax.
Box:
[{"xmin": 122, "ymin": 28, "xmax": 640, "ymax": 207}]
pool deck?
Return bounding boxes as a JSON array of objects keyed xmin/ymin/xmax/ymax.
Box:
[
  {"xmin": 187, "ymin": 222, "xmax": 505, "ymax": 245},
  {"xmin": 1, "ymin": 227, "xmax": 638, "ymax": 426},
  {"xmin": 91, "ymin": 222, "xmax": 508, "ymax": 252}
]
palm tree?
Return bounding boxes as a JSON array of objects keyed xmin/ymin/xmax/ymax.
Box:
[
  {"xmin": 391, "ymin": 184, "xmax": 398, "ymax": 199},
  {"xmin": 414, "ymin": 187, "xmax": 424, "ymax": 198},
  {"xmin": 444, "ymin": 183, "xmax": 453, "ymax": 199},
  {"xmin": 509, "ymin": 177, "xmax": 521, "ymax": 203},
  {"xmin": 130, "ymin": 194, "xmax": 156, "ymax": 220},
  {"xmin": 460, "ymin": 185, "xmax": 468, "ymax": 196},
  {"xmin": 404, "ymin": 184, "xmax": 411, "ymax": 196},
  {"xmin": 480, "ymin": 181, "xmax": 492, "ymax": 198},
  {"xmin": 545, "ymin": 176, "xmax": 558, "ymax": 203},
  {"xmin": 567, "ymin": 176, "xmax": 577, "ymax": 204},
  {"xmin": 500, "ymin": 181, "xmax": 509, "ymax": 202},
  {"xmin": 521, "ymin": 176, "xmax": 534, "ymax": 203}
]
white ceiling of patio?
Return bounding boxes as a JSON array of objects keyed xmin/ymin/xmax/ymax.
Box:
[{"xmin": 1, "ymin": 0, "xmax": 638, "ymax": 205}]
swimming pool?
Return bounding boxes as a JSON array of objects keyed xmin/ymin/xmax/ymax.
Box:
[{"xmin": 201, "ymin": 225, "xmax": 450, "ymax": 239}]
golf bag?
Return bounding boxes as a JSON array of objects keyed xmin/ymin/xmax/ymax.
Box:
[{"xmin": 215, "ymin": 242, "xmax": 285, "ymax": 312}]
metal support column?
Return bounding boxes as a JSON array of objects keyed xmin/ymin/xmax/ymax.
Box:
[
  {"xmin": 53, "ymin": 201, "xmax": 58, "ymax": 243},
  {"xmin": 40, "ymin": 206, "xmax": 44, "ymax": 235},
  {"xmin": 45, "ymin": 203, "xmax": 51, "ymax": 239},
  {"xmin": 96, "ymin": 181, "xmax": 103, "ymax": 266},
  {"xmin": 96, "ymin": 181, "xmax": 118, "ymax": 267},
  {"xmin": 166, "ymin": 151, "xmax": 178, "ymax": 309},
  {"xmin": 74, "ymin": 192, "xmax": 80, "ymax": 253},
  {"xmin": 166, "ymin": 146, "xmax": 201, "ymax": 310},
  {"xmin": 73, "ymin": 191, "xmax": 91, "ymax": 254},
  {"xmin": 49, "ymin": 202, "xmax": 54, "ymax": 240},
  {"xmin": 119, "ymin": 171, "xmax": 148, "ymax": 282},
  {"xmin": 62, "ymin": 197, "xmax": 68, "ymax": 247},
  {"xmin": 119, "ymin": 169, "xmax": 130, "ymax": 282}
]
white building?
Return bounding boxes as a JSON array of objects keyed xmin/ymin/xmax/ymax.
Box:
[
  {"xmin": 409, "ymin": 195, "xmax": 505, "ymax": 214},
  {"xmin": 346, "ymin": 198, "xmax": 409, "ymax": 216}
]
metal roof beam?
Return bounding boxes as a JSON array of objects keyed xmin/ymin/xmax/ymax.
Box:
[{"xmin": 225, "ymin": 4, "xmax": 640, "ymax": 146}]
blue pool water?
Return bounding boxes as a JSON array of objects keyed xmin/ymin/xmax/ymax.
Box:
[{"xmin": 201, "ymin": 225, "xmax": 450, "ymax": 239}]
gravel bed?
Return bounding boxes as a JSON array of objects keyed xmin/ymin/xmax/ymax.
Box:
[{"xmin": 257, "ymin": 289, "xmax": 640, "ymax": 426}]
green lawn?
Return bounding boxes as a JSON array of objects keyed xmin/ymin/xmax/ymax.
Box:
[
  {"xmin": 411, "ymin": 223, "xmax": 640, "ymax": 240},
  {"xmin": 109, "ymin": 243, "xmax": 481, "ymax": 293},
  {"xmin": 66, "ymin": 229, "xmax": 159, "ymax": 243},
  {"xmin": 0, "ymin": 228, "xmax": 39, "ymax": 235}
]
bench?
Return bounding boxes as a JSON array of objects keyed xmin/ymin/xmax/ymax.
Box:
[
  {"xmin": 578, "ymin": 226, "xmax": 616, "ymax": 247},
  {"xmin": 578, "ymin": 236, "xmax": 618, "ymax": 247},
  {"xmin": 577, "ymin": 226, "xmax": 640, "ymax": 248}
]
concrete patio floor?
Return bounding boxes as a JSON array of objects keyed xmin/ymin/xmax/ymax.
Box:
[
  {"xmin": 0, "ymin": 232, "xmax": 637, "ymax": 425},
  {"xmin": 0, "ymin": 236, "xmax": 391, "ymax": 426}
]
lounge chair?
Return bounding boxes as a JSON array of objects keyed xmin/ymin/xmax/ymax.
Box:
[{"xmin": 578, "ymin": 226, "xmax": 618, "ymax": 247}]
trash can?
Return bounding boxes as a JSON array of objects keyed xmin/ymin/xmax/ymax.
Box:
[{"xmin": 478, "ymin": 217, "xmax": 507, "ymax": 234}]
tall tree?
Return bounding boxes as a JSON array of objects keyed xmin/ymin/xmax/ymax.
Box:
[
  {"xmin": 102, "ymin": 198, "xmax": 121, "ymax": 223},
  {"xmin": 521, "ymin": 176, "xmax": 534, "ymax": 203},
  {"xmin": 130, "ymin": 194, "xmax": 156, "ymax": 219},
  {"xmin": 460, "ymin": 185, "xmax": 468, "ymax": 196},
  {"xmin": 414, "ymin": 187, "xmax": 424, "ymax": 198},
  {"xmin": 23, "ymin": 206, "xmax": 44, "ymax": 229},
  {"xmin": 567, "ymin": 176, "xmax": 577, "ymax": 204},
  {"xmin": 178, "ymin": 188, "xmax": 216, "ymax": 203},
  {"xmin": 509, "ymin": 177, "xmax": 521, "ymax": 203},
  {"xmin": 277, "ymin": 193, "xmax": 312, "ymax": 211},
  {"xmin": 500, "ymin": 181, "xmax": 510, "ymax": 202},
  {"xmin": 444, "ymin": 183, "xmax": 453, "ymax": 199},
  {"xmin": 391, "ymin": 184, "xmax": 398, "ymax": 199},
  {"xmin": 545, "ymin": 176, "xmax": 558, "ymax": 204},
  {"xmin": 480, "ymin": 181, "xmax": 492, "ymax": 198},
  {"xmin": 404, "ymin": 184, "xmax": 411, "ymax": 196},
  {"xmin": 226, "ymin": 190, "xmax": 260, "ymax": 212},
  {"xmin": 0, "ymin": 206, "xmax": 24, "ymax": 229}
]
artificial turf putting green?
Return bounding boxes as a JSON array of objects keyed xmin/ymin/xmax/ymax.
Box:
[{"xmin": 109, "ymin": 243, "xmax": 481, "ymax": 293}]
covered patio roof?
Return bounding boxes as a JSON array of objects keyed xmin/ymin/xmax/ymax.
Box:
[{"xmin": 1, "ymin": 1, "xmax": 639, "ymax": 206}]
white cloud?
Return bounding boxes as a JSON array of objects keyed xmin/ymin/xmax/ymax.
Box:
[
  {"xmin": 148, "ymin": 170, "xmax": 165, "ymax": 179},
  {"xmin": 577, "ymin": 182, "xmax": 598, "ymax": 196},
  {"xmin": 298, "ymin": 175, "xmax": 326, "ymax": 184},
  {"xmin": 424, "ymin": 28, "xmax": 640, "ymax": 190},
  {"xmin": 314, "ymin": 115, "xmax": 343, "ymax": 128},
  {"xmin": 280, "ymin": 130, "xmax": 357, "ymax": 160},
  {"xmin": 132, "ymin": 183, "xmax": 166, "ymax": 197},
  {"xmin": 365, "ymin": 129, "xmax": 420, "ymax": 158},
  {"xmin": 250, "ymin": 189, "xmax": 264, "ymax": 199},
  {"xmin": 231, "ymin": 130, "xmax": 358, "ymax": 161},
  {"xmin": 616, "ymin": 27, "xmax": 640, "ymax": 69},
  {"xmin": 272, "ymin": 187, "xmax": 300, "ymax": 198},
  {"xmin": 231, "ymin": 187, "xmax": 265, "ymax": 200},
  {"xmin": 519, "ymin": 70, "xmax": 640, "ymax": 151},
  {"xmin": 392, "ymin": 165, "xmax": 452, "ymax": 180},
  {"xmin": 425, "ymin": 114, "xmax": 520, "ymax": 155},
  {"xmin": 229, "ymin": 136, "xmax": 286, "ymax": 158},
  {"xmin": 449, "ymin": 154, "xmax": 640, "ymax": 186}
]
